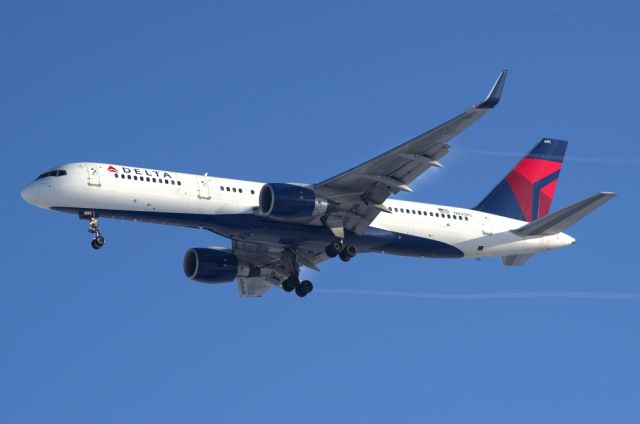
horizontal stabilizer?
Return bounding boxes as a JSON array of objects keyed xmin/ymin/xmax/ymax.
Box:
[
  {"xmin": 513, "ymin": 192, "xmax": 616, "ymax": 237},
  {"xmin": 502, "ymin": 254, "xmax": 533, "ymax": 266}
]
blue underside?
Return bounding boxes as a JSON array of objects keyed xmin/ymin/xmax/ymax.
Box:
[{"xmin": 52, "ymin": 207, "xmax": 464, "ymax": 258}]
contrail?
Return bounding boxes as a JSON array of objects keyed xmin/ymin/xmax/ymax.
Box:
[
  {"xmin": 318, "ymin": 289, "xmax": 640, "ymax": 300},
  {"xmin": 457, "ymin": 147, "xmax": 640, "ymax": 165}
]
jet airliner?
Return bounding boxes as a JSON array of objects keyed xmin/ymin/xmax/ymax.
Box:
[{"xmin": 21, "ymin": 71, "xmax": 615, "ymax": 297}]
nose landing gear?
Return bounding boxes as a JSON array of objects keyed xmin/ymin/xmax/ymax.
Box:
[{"xmin": 88, "ymin": 217, "xmax": 106, "ymax": 250}]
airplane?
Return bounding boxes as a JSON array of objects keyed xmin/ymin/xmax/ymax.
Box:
[{"xmin": 21, "ymin": 71, "xmax": 615, "ymax": 298}]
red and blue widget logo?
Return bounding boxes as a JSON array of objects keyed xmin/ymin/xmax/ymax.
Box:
[{"xmin": 474, "ymin": 138, "xmax": 568, "ymax": 222}]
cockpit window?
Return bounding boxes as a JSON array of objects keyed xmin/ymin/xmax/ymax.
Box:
[{"xmin": 35, "ymin": 170, "xmax": 67, "ymax": 180}]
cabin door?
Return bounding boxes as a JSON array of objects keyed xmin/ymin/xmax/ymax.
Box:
[
  {"xmin": 197, "ymin": 177, "xmax": 211, "ymax": 199},
  {"xmin": 85, "ymin": 164, "xmax": 101, "ymax": 187}
]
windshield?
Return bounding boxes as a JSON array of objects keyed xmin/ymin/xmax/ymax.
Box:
[{"xmin": 35, "ymin": 170, "xmax": 67, "ymax": 180}]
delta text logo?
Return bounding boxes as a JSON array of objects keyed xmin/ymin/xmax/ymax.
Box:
[{"xmin": 108, "ymin": 165, "xmax": 172, "ymax": 179}]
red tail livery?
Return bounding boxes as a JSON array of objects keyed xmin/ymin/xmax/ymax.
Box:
[{"xmin": 474, "ymin": 138, "xmax": 568, "ymax": 221}]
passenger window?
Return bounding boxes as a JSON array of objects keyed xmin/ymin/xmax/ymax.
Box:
[
  {"xmin": 165, "ymin": 180, "xmax": 169, "ymax": 184},
  {"xmin": 134, "ymin": 176, "xmax": 138, "ymax": 180},
  {"xmin": 171, "ymin": 180, "xmax": 175, "ymax": 185},
  {"xmin": 412, "ymin": 210, "xmax": 415, "ymax": 214},
  {"xmin": 114, "ymin": 174, "xmax": 118, "ymax": 178},
  {"xmin": 465, "ymin": 217, "xmax": 469, "ymax": 221},
  {"xmin": 435, "ymin": 213, "xmax": 439, "ymax": 217},
  {"xmin": 146, "ymin": 177, "xmax": 150, "ymax": 182},
  {"xmin": 430, "ymin": 212, "xmax": 433, "ymax": 216},
  {"xmin": 232, "ymin": 188, "xmax": 236, "ymax": 192},
  {"xmin": 447, "ymin": 214, "xmax": 451, "ymax": 219},
  {"xmin": 226, "ymin": 187, "xmax": 230, "ymax": 192},
  {"xmin": 220, "ymin": 186, "xmax": 224, "ymax": 191},
  {"xmin": 239, "ymin": 188, "xmax": 242, "ymax": 193},
  {"xmin": 178, "ymin": 181, "xmax": 181, "ymax": 186},
  {"xmin": 251, "ymin": 190, "xmax": 254, "ymax": 194},
  {"xmin": 152, "ymin": 178, "xmax": 156, "ymax": 182},
  {"xmin": 400, "ymin": 209, "xmax": 404, "ymax": 213},
  {"xmin": 127, "ymin": 175, "xmax": 132, "ymax": 180}
]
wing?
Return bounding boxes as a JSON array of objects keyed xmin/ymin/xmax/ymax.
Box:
[
  {"xmin": 232, "ymin": 240, "xmax": 328, "ymax": 297},
  {"xmin": 314, "ymin": 70, "xmax": 507, "ymax": 235}
]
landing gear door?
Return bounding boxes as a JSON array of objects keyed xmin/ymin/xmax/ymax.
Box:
[
  {"xmin": 85, "ymin": 164, "xmax": 101, "ymax": 187},
  {"xmin": 197, "ymin": 177, "xmax": 211, "ymax": 199},
  {"xmin": 482, "ymin": 215, "xmax": 493, "ymax": 235}
]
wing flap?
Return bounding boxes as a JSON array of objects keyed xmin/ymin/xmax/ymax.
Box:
[
  {"xmin": 237, "ymin": 276, "xmax": 275, "ymax": 297},
  {"xmin": 232, "ymin": 239, "xmax": 328, "ymax": 297}
]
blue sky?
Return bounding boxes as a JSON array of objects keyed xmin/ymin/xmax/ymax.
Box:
[{"xmin": 2, "ymin": 1, "xmax": 639, "ymax": 422}]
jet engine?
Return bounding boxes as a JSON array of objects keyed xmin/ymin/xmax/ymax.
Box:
[
  {"xmin": 183, "ymin": 248, "xmax": 239, "ymax": 283},
  {"xmin": 259, "ymin": 183, "xmax": 328, "ymax": 219}
]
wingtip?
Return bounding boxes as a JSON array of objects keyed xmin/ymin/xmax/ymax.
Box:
[{"xmin": 477, "ymin": 70, "xmax": 508, "ymax": 109}]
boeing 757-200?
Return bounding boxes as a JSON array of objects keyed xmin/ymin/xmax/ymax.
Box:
[{"xmin": 21, "ymin": 71, "xmax": 615, "ymax": 297}]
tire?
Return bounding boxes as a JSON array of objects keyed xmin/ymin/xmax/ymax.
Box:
[
  {"xmin": 330, "ymin": 240, "xmax": 344, "ymax": 253},
  {"xmin": 282, "ymin": 276, "xmax": 300, "ymax": 292},
  {"xmin": 91, "ymin": 239, "xmax": 101, "ymax": 250},
  {"xmin": 300, "ymin": 280, "xmax": 313, "ymax": 294},
  {"xmin": 295, "ymin": 285, "xmax": 308, "ymax": 297},
  {"xmin": 339, "ymin": 250, "xmax": 351, "ymax": 262},
  {"xmin": 95, "ymin": 236, "xmax": 105, "ymax": 247},
  {"xmin": 282, "ymin": 282, "xmax": 294, "ymax": 292},
  {"xmin": 344, "ymin": 244, "xmax": 357, "ymax": 258},
  {"xmin": 325, "ymin": 245, "xmax": 338, "ymax": 258}
]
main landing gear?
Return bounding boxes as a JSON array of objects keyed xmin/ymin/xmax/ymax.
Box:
[
  {"xmin": 88, "ymin": 217, "xmax": 106, "ymax": 250},
  {"xmin": 281, "ymin": 275, "xmax": 314, "ymax": 298},
  {"xmin": 325, "ymin": 239, "xmax": 357, "ymax": 262}
]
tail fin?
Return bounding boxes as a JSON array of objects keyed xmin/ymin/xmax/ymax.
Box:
[{"xmin": 474, "ymin": 138, "xmax": 568, "ymax": 221}]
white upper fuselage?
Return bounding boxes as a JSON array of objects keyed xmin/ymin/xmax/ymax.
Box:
[{"xmin": 21, "ymin": 162, "xmax": 575, "ymax": 259}]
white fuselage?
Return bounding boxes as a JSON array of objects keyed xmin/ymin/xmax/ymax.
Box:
[{"xmin": 21, "ymin": 162, "xmax": 575, "ymax": 259}]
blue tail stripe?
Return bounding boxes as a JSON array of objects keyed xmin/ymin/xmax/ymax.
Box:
[
  {"xmin": 526, "ymin": 138, "xmax": 568, "ymax": 162},
  {"xmin": 530, "ymin": 170, "xmax": 561, "ymax": 221}
]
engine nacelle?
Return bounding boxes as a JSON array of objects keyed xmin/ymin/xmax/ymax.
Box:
[
  {"xmin": 259, "ymin": 183, "xmax": 328, "ymax": 219},
  {"xmin": 183, "ymin": 248, "xmax": 238, "ymax": 284}
]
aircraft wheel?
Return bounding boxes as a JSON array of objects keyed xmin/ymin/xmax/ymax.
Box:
[
  {"xmin": 282, "ymin": 276, "xmax": 299, "ymax": 292},
  {"xmin": 339, "ymin": 244, "xmax": 357, "ymax": 261},
  {"xmin": 325, "ymin": 240, "xmax": 344, "ymax": 257},
  {"xmin": 91, "ymin": 239, "xmax": 101, "ymax": 250},
  {"xmin": 299, "ymin": 280, "xmax": 313, "ymax": 294},
  {"xmin": 94, "ymin": 236, "xmax": 106, "ymax": 247},
  {"xmin": 325, "ymin": 245, "xmax": 338, "ymax": 258},
  {"xmin": 295, "ymin": 285, "xmax": 308, "ymax": 297}
]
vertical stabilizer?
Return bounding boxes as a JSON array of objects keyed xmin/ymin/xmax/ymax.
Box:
[{"xmin": 474, "ymin": 138, "xmax": 568, "ymax": 221}]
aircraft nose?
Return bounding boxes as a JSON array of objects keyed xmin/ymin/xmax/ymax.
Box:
[{"xmin": 21, "ymin": 183, "xmax": 40, "ymax": 205}]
